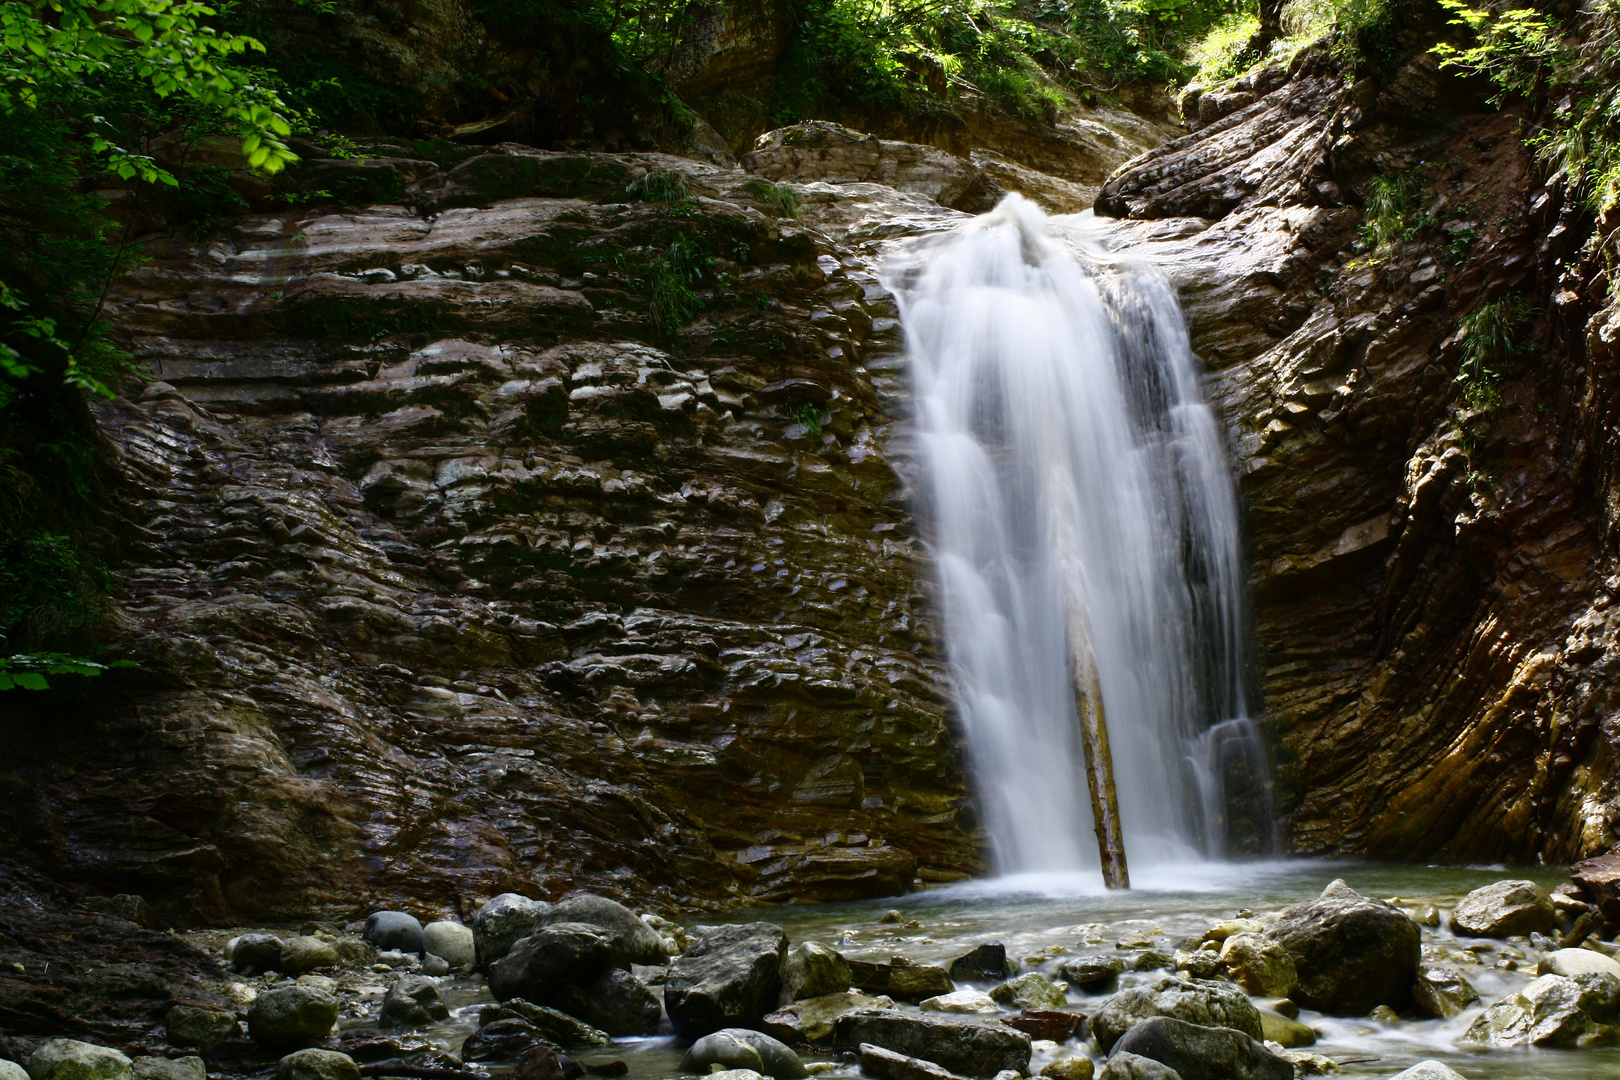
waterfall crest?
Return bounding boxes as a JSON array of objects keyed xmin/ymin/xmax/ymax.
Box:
[{"xmin": 885, "ymin": 196, "xmax": 1274, "ymax": 878}]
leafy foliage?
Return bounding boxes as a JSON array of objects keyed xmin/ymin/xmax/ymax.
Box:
[
  {"xmin": 1431, "ymin": 0, "xmax": 1569, "ymax": 105},
  {"xmin": 0, "ymin": 651, "xmax": 136, "ymax": 690}
]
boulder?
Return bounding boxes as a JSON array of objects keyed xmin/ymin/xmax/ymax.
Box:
[
  {"xmin": 380, "ymin": 976, "xmax": 451, "ymax": 1027},
  {"xmin": 1038, "ymin": 1056, "xmax": 1092, "ymax": 1080},
  {"xmin": 743, "ymin": 122, "xmax": 1003, "ymax": 213},
  {"xmin": 1218, "ymin": 935, "xmax": 1296, "ymax": 997},
  {"xmin": 1541, "ymin": 948, "xmax": 1620, "ymax": 978},
  {"xmin": 365, "ymin": 912, "xmax": 425, "ymax": 954},
  {"xmin": 422, "ymin": 922, "xmax": 476, "ymax": 971},
  {"xmin": 1257, "ymin": 1011, "xmax": 1314, "ymax": 1048},
  {"xmin": 859, "ymin": 1044, "xmax": 962, "ymax": 1080},
  {"xmin": 280, "ymin": 936, "xmax": 341, "ymax": 975},
  {"xmin": 761, "ymin": 991, "xmax": 894, "ymax": 1045},
  {"xmin": 539, "ymin": 896, "xmax": 668, "ymax": 967},
  {"xmin": 1171, "ymin": 951, "xmax": 1220, "ymax": 979},
  {"xmin": 247, "ymin": 986, "xmax": 342, "ymax": 1048},
  {"xmin": 780, "ymin": 942, "xmax": 853, "ymax": 1003},
  {"xmin": 989, "ymin": 974, "xmax": 1066, "ymax": 1011},
  {"xmin": 950, "ymin": 944, "xmax": 1012, "ymax": 983},
  {"xmin": 1572, "ymin": 855, "xmax": 1620, "ymax": 930},
  {"xmin": 479, "ymin": 1000, "xmax": 609, "ymax": 1049},
  {"xmin": 1090, "ymin": 977, "xmax": 1262, "ymax": 1053},
  {"xmin": 1110, "ymin": 1016, "xmax": 1292, "ymax": 1080},
  {"xmin": 664, "ymin": 922, "xmax": 790, "ymax": 1038},
  {"xmin": 681, "ymin": 1029, "xmax": 807, "ymax": 1080},
  {"xmin": 1411, "ymin": 965, "xmax": 1479, "ymax": 1019},
  {"xmin": 130, "ymin": 1059, "xmax": 204, "ymax": 1080},
  {"xmin": 27, "ymin": 1043, "xmax": 134, "ymax": 1080},
  {"xmin": 831, "ymin": 1008, "xmax": 1032, "ymax": 1077},
  {"xmin": 274, "ymin": 1050, "xmax": 360, "ymax": 1080},
  {"xmin": 461, "ymin": 1019, "xmax": 552, "ymax": 1063},
  {"xmin": 3, "ymin": 1063, "xmax": 29, "ymax": 1080},
  {"xmin": 1387, "ymin": 1065, "xmax": 1465, "ymax": 1080},
  {"xmin": 921, "ymin": 990, "xmax": 999, "ymax": 1015},
  {"xmin": 232, "ymin": 934, "xmax": 285, "ymax": 975},
  {"xmin": 1462, "ymin": 971, "xmax": 1620, "ymax": 1047},
  {"xmin": 1452, "ymin": 880, "xmax": 1556, "ymax": 938},
  {"xmin": 1096, "ymin": 1054, "xmax": 1178, "ymax": 1080},
  {"xmin": 488, "ymin": 923, "xmax": 617, "ymax": 1003},
  {"xmin": 849, "ymin": 959, "xmax": 955, "ymax": 1002},
  {"xmin": 474, "ymin": 894, "xmax": 550, "ymax": 968},
  {"xmin": 1056, "ymin": 957, "xmax": 1122, "ymax": 993},
  {"xmin": 1264, "ymin": 881, "xmax": 1421, "ymax": 1015},
  {"xmin": 1000, "ymin": 1011, "xmax": 1084, "ymax": 1042},
  {"xmin": 550, "ymin": 968, "xmax": 662, "ymax": 1037},
  {"xmin": 165, "ymin": 1005, "xmax": 239, "ymax": 1049}
]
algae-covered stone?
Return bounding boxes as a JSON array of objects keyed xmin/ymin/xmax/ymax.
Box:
[
  {"xmin": 280, "ymin": 936, "xmax": 341, "ymax": 975},
  {"xmin": 1412, "ymin": 965, "xmax": 1479, "ymax": 1019},
  {"xmin": 247, "ymin": 986, "xmax": 341, "ymax": 1048},
  {"xmin": 1090, "ymin": 977, "xmax": 1262, "ymax": 1053},
  {"xmin": 131, "ymin": 1059, "xmax": 204, "ymax": 1080},
  {"xmin": 1219, "ymin": 934, "xmax": 1296, "ymax": 997},
  {"xmin": 780, "ymin": 942, "xmax": 852, "ymax": 1003},
  {"xmin": 990, "ymin": 973, "xmax": 1067, "ymax": 1010},
  {"xmin": 761, "ymin": 991, "xmax": 894, "ymax": 1045},
  {"xmin": 274, "ymin": 1050, "xmax": 360, "ymax": 1080},
  {"xmin": 166, "ymin": 1005, "xmax": 239, "ymax": 1049},
  {"xmin": 1038, "ymin": 1056, "xmax": 1093, "ymax": 1080},
  {"xmin": 1258, "ymin": 1010, "xmax": 1315, "ymax": 1048},
  {"xmin": 1452, "ymin": 880, "xmax": 1556, "ymax": 938},
  {"xmin": 28, "ymin": 1042, "xmax": 134, "ymax": 1080},
  {"xmin": 3, "ymin": 1061, "xmax": 30, "ymax": 1080},
  {"xmin": 1462, "ymin": 972, "xmax": 1620, "ymax": 1047}
]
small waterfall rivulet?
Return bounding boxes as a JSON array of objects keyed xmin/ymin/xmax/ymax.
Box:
[{"xmin": 884, "ymin": 196, "xmax": 1275, "ymax": 881}]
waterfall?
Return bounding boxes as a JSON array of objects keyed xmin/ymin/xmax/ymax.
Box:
[{"xmin": 885, "ymin": 196, "xmax": 1274, "ymax": 878}]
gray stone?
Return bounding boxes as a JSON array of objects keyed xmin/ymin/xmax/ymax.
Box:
[
  {"xmin": 232, "ymin": 934, "xmax": 284, "ymax": 975},
  {"xmin": 682, "ymin": 1029, "xmax": 807, "ymax": 1080},
  {"xmin": 460, "ymin": 1019, "xmax": 552, "ymax": 1062},
  {"xmin": 949, "ymin": 944, "xmax": 1012, "ymax": 983},
  {"xmin": 165, "ymin": 1005, "xmax": 239, "ymax": 1049},
  {"xmin": 664, "ymin": 922, "xmax": 790, "ymax": 1038},
  {"xmin": 1412, "ymin": 965, "xmax": 1479, "ymax": 1019},
  {"xmin": 274, "ymin": 1050, "xmax": 359, "ymax": 1080},
  {"xmin": 421, "ymin": 954, "xmax": 450, "ymax": 977},
  {"xmin": 27, "ymin": 1042, "xmax": 134, "ymax": 1080},
  {"xmin": 1056, "ymin": 957, "xmax": 1122, "ymax": 992},
  {"xmin": 831, "ymin": 1008, "xmax": 1031, "ymax": 1078},
  {"xmin": 1538, "ymin": 948, "xmax": 1620, "ymax": 979},
  {"xmin": 422, "ymin": 922, "xmax": 476, "ymax": 971},
  {"xmin": 920, "ymin": 990, "xmax": 999, "ymax": 1014},
  {"xmin": 1096, "ymin": 1054, "xmax": 1178, "ymax": 1080},
  {"xmin": 1452, "ymin": 880, "xmax": 1557, "ymax": 938},
  {"xmin": 859, "ymin": 1044, "xmax": 962, "ymax": 1080},
  {"xmin": 1219, "ymin": 934, "xmax": 1296, "ymax": 997},
  {"xmin": 1110, "ymin": 1016, "xmax": 1292, "ymax": 1080},
  {"xmin": 743, "ymin": 122, "xmax": 1003, "ymax": 213},
  {"xmin": 1462, "ymin": 971, "xmax": 1620, "ymax": 1047},
  {"xmin": 707, "ymin": 1072, "xmax": 766, "ymax": 1080},
  {"xmin": 989, "ymin": 974, "xmax": 1067, "ymax": 1010},
  {"xmin": 1090, "ymin": 977, "xmax": 1263, "ymax": 1053},
  {"xmin": 1171, "ymin": 951, "xmax": 1221, "ymax": 979},
  {"xmin": 487, "ymin": 922, "xmax": 617, "ymax": 1003},
  {"xmin": 3, "ymin": 1062, "xmax": 31, "ymax": 1080},
  {"xmin": 848, "ymin": 959, "xmax": 955, "ymax": 1002},
  {"xmin": 280, "ymin": 936, "xmax": 341, "ymax": 975},
  {"xmin": 380, "ymin": 975, "xmax": 451, "ymax": 1027},
  {"xmin": 539, "ymin": 896, "xmax": 668, "ymax": 967},
  {"xmin": 365, "ymin": 912, "xmax": 424, "ymax": 954},
  {"xmin": 247, "ymin": 986, "xmax": 341, "ymax": 1048},
  {"xmin": 131, "ymin": 1058, "xmax": 204, "ymax": 1080},
  {"xmin": 1387, "ymin": 1065, "xmax": 1465, "ymax": 1080},
  {"xmin": 780, "ymin": 942, "xmax": 852, "ymax": 1003},
  {"xmin": 1264, "ymin": 881, "xmax": 1421, "ymax": 1015},
  {"xmin": 480, "ymin": 999, "xmax": 610, "ymax": 1049},
  {"xmin": 549, "ymin": 967, "xmax": 662, "ymax": 1037},
  {"xmin": 761, "ymin": 991, "xmax": 894, "ymax": 1045},
  {"xmin": 473, "ymin": 894, "xmax": 550, "ymax": 969}
]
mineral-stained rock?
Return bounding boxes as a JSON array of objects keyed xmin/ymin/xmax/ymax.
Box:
[
  {"xmin": 539, "ymin": 897, "xmax": 668, "ymax": 967},
  {"xmin": 780, "ymin": 942, "xmax": 853, "ymax": 1003},
  {"xmin": 550, "ymin": 968, "xmax": 662, "ymax": 1037},
  {"xmin": 1411, "ymin": 966, "xmax": 1479, "ymax": 1020},
  {"xmin": 681, "ymin": 1029, "xmax": 807, "ymax": 1080},
  {"xmin": 247, "ymin": 987, "xmax": 341, "ymax": 1048},
  {"xmin": 949, "ymin": 944, "xmax": 1012, "ymax": 983},
  {"xmin": 1452, "ymin": 881, "xmax": 1557, "ymax": 938},
  {"xmin": 989, "ymin": 974, "xmax": 1067, "ymax": 1011},
  {"xmin": 1000, "ymin": 1011, "xmax": 1084, "ymax": 1042},
  {"xmin": 1572, "ymin": 857, "xmax": 1620, "ymax": 930},
  {"xmin": 1090, "ymin": 978, "xmax": 1262, "ymax": 1053},
  {"xmin": 859, "ymin": 1044, "xmax": 962, "ymax": 1080},
  {"xmin": 380, "ymin": 975, "xmax": 451, "ymax": 1028},
  {"xmin": 421, "ymin": 922, "xmax": 476, "ymax": 971},
  {"xmin": 274, "ymin": 1050, "xmax": 360, "ymax": 1080},
  {"xmin": 488, "ymin": 924, "xmax": 617, "ymax": 1004},
  {"xmin": 27, "ymin": 1042, "xmax": 134, "ymax": 1080},
  {"xmin": 832, "ymin": 1008, "xmax": 1031, "ymax": 1077},
  {"xmin": 1057, "ymin": 957, "xmax": 1123, "ymax": 993},
  {"xmin": 1264, "ymin": 883, "xmax": 1420, "ymax": 1015},
  {"xmin": 1219, "ymin": 934, "xmax": 1297, "ymax": 997},
  {"xmin": 1096, "ymin": 1053, "xmax": 1178, "ymax": 1080},
  {"xmin": 761, "ymin": 991, "xmax": 893, "ymax": 1044},
  {"xmin": 664, "ymin": 923, "xmax": 790, "ymax": 1037},
  {"xmin": 475, "ymin": 896, "xmax": 551, "ymax": 969},
  {"xmin": 1110, "ymin": 1016, "xmax": 1293, "ymax": 1080},
  {"xmin": 849, "ymin": 960, "xmax": 955, "ymax": 1001},
  {"xmin": 365, "ymin": 913, "xmax": 425, "ymax": 954},
  {"xmin": 165, "ymin": 1005, "xmax": 239, "ymax": 1049},
  {"xmin": 1462, "ymin": 972, "xmax": 1620, "ymax": 1047}
]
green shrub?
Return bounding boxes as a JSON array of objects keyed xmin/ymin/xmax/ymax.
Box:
[
  {"xmin": 1189, "ymin": 12, "xmax": 1262, "ymax": 83},
  {"xmin": 1455, "ymin": 294, "xmax": 1534, "ymax": 412},
  {"xmin": 744, "ymin": 180, "xmax": 801, "ymax": 218}
]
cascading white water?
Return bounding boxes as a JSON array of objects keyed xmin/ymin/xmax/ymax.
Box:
[{"xmin": 885, "ymin": 196, "xmax": 1273, "ymax": 878}]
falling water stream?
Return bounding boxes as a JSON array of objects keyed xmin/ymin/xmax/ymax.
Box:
[{"xmin": 882, "ymin": 195, "xmax": 1272, "ymax": 878}]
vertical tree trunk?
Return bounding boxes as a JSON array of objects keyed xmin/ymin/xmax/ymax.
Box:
[{"xmin": 1067, "ymin": 604, "xmax": 1129, "ymax": 890}]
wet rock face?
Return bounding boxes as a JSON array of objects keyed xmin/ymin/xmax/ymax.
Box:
[
  {"xmin": 0, "ymin": 145, "xmax": 981, "ymax": 922},
  {"xmin": 1096, "ymin": 35, "xmax": 1620, "ymax": 865}
]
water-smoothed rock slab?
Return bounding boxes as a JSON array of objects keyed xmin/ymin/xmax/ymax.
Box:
[{"xmin": 833, "ymin": 1009, "xmax": 1032, "ymax": 1078}]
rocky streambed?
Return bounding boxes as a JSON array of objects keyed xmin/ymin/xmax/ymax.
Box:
[{"xmin": 16, "ymin": 864, "xmax": 1620, "ymax": 1080}]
